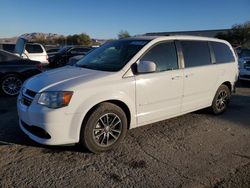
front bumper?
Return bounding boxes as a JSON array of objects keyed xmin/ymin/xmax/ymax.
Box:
[{"xmin": 17, "ymin": 95, "xmax": 81, "ymax": 146}]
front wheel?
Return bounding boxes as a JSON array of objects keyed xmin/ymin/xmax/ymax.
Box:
[
  {"xmin": 80, "ymin": 103, "xmax": 128, "ymax": 153},
  {"xmin": 210, "ymin": 85, "xmax": 231, "ymax": 115}
]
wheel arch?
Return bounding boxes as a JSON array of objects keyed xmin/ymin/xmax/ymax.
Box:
[
  {"xmin": 221, "ymin": 81, "xmax": 232, "ymax": 93},
  {"xmin": 0, "ymin": 72, "xmax": 25, "ymax": 81},
  {"xmin": 81, "ymin": 100, "xmax": 131, "ymax": 130}
]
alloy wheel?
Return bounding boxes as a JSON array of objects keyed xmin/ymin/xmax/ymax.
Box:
[
  {"xmin": 215, "ymin": 90, "xmax": 228, "ymax": 111},
  {"xmin": 2, "ymin": 76, "xmax": 22, "ymax": 96},
  {"xmin": 92, "ymin": 113, "xmax": 122, "ymax": 147}
]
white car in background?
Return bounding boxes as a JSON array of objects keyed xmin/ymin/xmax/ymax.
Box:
[
  {"xmin": 17, "ymin": 36, "xmax": 238, "ymax": 153},
  {"xmin": 15, "ymin": 37, "xmax": 49, "ymax": 65}
]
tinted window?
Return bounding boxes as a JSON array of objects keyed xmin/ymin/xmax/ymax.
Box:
[
  {"xmin": 75, "ymin": 48, "xmax": 91, "ymax": 52},
  {"xmin": 181, "ymin": 41, "xmax": 211, "ymax": 68},
  {"xmin": 211, "ymin": 42, "xmax": 234, "ymax": 63},
  {"xmin": 25, "ymin": 44, "xmax": 43, "ymax": 53},
  {"xmin": 2, "ymin": 44, "xmax": 15, "ymax": 53},
  {"xmin": 58, "ymin": 46, "xmax": 71, "ymax": 54},
  {"xmin": 70, "ymin": 47, "xmax": 91, "ymax": 54},
  {"xmin": 141, "ymin": 42, "xmax": 178, "ymax": 72}
]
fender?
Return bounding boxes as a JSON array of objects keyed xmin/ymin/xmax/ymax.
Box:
[{"xmin": 68, "ymin": 79, "xmax": 137, "ymax": 141}]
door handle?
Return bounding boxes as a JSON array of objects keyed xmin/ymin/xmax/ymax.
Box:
[{"xmin": 171, "ymin": 75, "xmax": 182, "ymax": 80}]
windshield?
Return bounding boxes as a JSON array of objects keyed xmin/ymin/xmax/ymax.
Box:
[
  {"xmin": 58, "ymin": 46, "xmax": 72, "ymax": 54},
  {"xmin": 75, "ymin": 39, "xmax": 149, "ymax": 72}
]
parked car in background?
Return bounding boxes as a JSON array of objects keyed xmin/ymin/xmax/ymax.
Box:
[
  {"xmin": 15, "ymin": 37, "xmax": 49, "ymax": 65},
  {"xmin": 238, "ymin": 48, "xmax": 250, "ymax": 81},
  {"xmin": 67, "ymin": 47, "xmax": 98, "ymax": 65},
  {"xmin": 17, "ymin": 36, "xmax": 238, "ymax": 153},
  {"xmin": 46, "ymin": 48, "xmax": 60, "ymax": 54},
  {"xmin": 0, "ymin": 49, "xmax": 42, "ymax": 96},
  {"xmin": 0, "ymin": 43, "xmax": 16, "ymax": 53},
  {"xmin": 48, "ymin": 46, "xmax": 92, "ymax": 67},
  {"xmin": 67, "ymin": 55, "xmax": 84, "ymax": 65}
]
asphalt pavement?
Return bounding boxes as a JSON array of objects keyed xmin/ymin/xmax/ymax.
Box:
[{"xmin": 0, "ymin": 82, "xmax": 250, "ymax": 188}]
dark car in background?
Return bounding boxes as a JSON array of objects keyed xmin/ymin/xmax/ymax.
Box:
[
  {"xmin": 0, "ymin": 50, "xmax": 42, "ymax": 96},
  {"xmin": 0, "ymin": 43, "xmax": 16, "ymax": 53},
  {"xmin": 237, "ymin": 48, "xmax": 250, "ymax": 81},
  {"xmin": 48, "ymin": 46, "xmax": 92, "ymax": 67},
  {"xmin": 46, "ymin": 48, "xmax": 60, "ymax": 54}
]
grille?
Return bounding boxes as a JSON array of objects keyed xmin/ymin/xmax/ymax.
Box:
[
  {"xmin": 244, "ymin": 61, "xmax": 250, "ymax": 70},
  {"xmin": 21, "ymin": 120, "xmax": 51, "ymax": 139},
  {"xmin": 21, "ymin": 95, "xmax": 33, "ymax": 106},
  {"xmin": 21, "ymin": 88, "xmax": 37, "ymax": 107}
]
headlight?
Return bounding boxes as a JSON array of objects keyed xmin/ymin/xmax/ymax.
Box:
[{"xmin": 38, "ymin": 91, "xmax": 73, "ymax": 108}]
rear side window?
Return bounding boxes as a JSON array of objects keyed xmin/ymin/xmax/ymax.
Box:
[
  {"xmin": 141, "ymin": 41, "xmax": 178, "ymax": 72},
  {"xmin": 2, "ymin": 44, "xmax": 15, "ymax": 53},
  {"xmin": 181, "ymin": 41, "xmax": 211, "ymax": 68},
  {"xmin": 25, "ymin": 44, "xmax": 44, "ymax": 53},
  {"xmin": 211, "ymin": 42, "xmax": 234, "ymax": 63}
]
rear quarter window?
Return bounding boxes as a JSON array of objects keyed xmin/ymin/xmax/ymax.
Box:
[
  {"xmin": 211, "ymin": 42, "xmax": 235, "ymax": 63},
  {"xmin": 25, "ymin": 44, "xmax": 44, "ymax": 53},
  {"xmin": 2, "ymin": 44, "xmax": 15, "ymax": 53}
]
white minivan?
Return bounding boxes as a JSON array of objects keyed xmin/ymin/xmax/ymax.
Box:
[{"xmin": 17, "ymin": 36, "xmax": 238, "ymax": 153}]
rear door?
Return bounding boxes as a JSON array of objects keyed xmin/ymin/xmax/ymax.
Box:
[
  {"xmin": 135, "ymin": 41, "xmax": 183, "ymax": 125},
  {"xmin": 181, "ymin": 40, "xmax": 218, "ymax": 112}
]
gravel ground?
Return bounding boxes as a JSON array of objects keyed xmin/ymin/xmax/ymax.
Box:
[{"xmin": 0, "ymin": 82, "xmax": 250, "ymax": 188}]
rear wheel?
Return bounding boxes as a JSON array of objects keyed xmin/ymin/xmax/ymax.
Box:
[
  {"xmin": 210, "ymin": 85, "xmax": 231, "ymax": 114},
  {"xmin": 0, "ymin": 74, "xmax": 23, "ymax": 96},
  {"xmin": 80, "ymin": 103, "xmax": 127, "ymax": 153}
]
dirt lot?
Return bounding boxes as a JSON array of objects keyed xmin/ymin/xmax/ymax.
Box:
[{"xmin": 0, "ymin": 82, "xmax": 250, "ymax": 188}]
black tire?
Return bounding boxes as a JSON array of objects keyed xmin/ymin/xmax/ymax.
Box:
[
  {"xmin": 80, "ymin": 102, "xmax": 128, "ymax": 153},
  {"xmin": 210, "ymin": 84, "xmax": 231, "ymax": 115},
  {"xmin": 0, "ymin": 74, "xmax": 23, "ymax": 96}
]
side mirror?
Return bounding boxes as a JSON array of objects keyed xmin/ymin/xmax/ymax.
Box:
[{"xmin": 137, "ymin": 60, "xmax": 156, "ymax": 73}]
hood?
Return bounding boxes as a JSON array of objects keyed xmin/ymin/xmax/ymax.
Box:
[
  {"xmin": 24, "ymin": 66, "xmax": 112, "ymax": 92},
  {"xmin": 15, "ymin": 37, "xmax": 27, "ymax": 56}
]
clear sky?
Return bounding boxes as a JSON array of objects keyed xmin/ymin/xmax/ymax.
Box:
[{"xmin": 0, "ymin": 0, "xmax": 249, "ymax": 39}]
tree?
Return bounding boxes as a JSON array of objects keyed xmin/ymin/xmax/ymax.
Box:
[
  {"xmin": 216, "ymin": 21, "xmax": 250, "ymax": 48},
  {"xmin": 66, "ymin": 33, "xmax": 92, "ymax": 46},
  {"xmin": 77, "ymin": 33, "xmax": 92, "ymax": 46},
  {"xmin": 30, "ymin": 33, "xmax": 93, "ymax": 46},
  {"xmin": 118, "ymin": 30, "xmax": 131, "ymax": 39},
  {"xmin": 55, "ymin": 36, "xmax": 66, "ymax": 45}
]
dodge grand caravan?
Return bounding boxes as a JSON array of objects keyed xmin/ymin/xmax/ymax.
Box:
[{"xmin": 17, "ymin": 36, "xmax": 238, "ymax": 153}]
